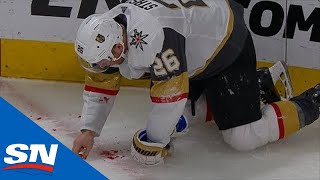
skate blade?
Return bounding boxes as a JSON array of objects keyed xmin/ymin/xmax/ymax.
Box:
[{"xmin": 269, "ymin": 61, "xmax": 294, "ymax": 100}]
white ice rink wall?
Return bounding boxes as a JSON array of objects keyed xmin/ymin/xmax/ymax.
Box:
[{"xmin": 0, "ymin": 0, "xmax": 319, "ymax": 93}]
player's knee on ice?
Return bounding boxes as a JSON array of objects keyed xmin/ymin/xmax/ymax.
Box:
[{"xmin": 221, "ymin": 105, "xmax": 279, "ymax": 151}]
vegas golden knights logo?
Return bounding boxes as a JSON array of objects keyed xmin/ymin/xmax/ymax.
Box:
[
  {"xmin": 130, "ymin": 29, "xmax": 149, "ymax": 51},
  {"xmin": 95, "ymin": 34, "xmax": 105, "ymax": 43}
]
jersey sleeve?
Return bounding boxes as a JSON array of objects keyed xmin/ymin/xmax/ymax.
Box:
[
  {"xmin": 148, "ymin": 28, "xmax": 189, "ymax": 143},
  {"xmin": 80, "ymin": 68, "xmax": 121, "ymax": 136}
]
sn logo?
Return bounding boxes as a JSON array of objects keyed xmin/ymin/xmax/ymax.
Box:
[{"xmin": 3, "ymin": 144, "xmax": 59, "ymax": 173}]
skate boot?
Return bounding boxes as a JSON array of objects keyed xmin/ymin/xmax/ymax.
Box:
[
  {"xmin": 257, "ymin": 61, "xmax": 294, "ymax": 103},
  {"xmin": 291, "ymin": 84, "xmax": 320, "ymax": 126},
  {"xmin": 293, "ymin": 84, "xmax": 320, "ymax": 107}
]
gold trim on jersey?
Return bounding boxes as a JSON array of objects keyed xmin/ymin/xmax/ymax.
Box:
[
  {"xmin": 151, "ymin": 72, "xmax": 189, "ymax": 101},
  {"xmin": 85, "ymin": 71, "xmax": 121, "ymax": 91},
  {"xmin": 153, "ymin": 0, "xmax": 209, "ymax": 9},
  {"xmin": 191, "ymin": 0, "xmax": 234, "ymax": 78}
]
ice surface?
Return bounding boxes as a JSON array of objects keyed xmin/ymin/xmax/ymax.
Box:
[{"xmin": 0, "ymin": 77, "xmax": 319, "ymax": 180}]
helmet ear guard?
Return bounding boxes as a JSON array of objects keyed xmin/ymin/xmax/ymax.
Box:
[{"xmin": 75, "ymin": 14, "xmax": 124, "ymax": 73}]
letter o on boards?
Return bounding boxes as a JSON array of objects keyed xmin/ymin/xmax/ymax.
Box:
[{"xmin": 249, "ymin": 1, "xmax": 284, "ymax": 36}]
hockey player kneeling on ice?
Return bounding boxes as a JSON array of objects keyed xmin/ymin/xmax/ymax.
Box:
[{"xmin": 72, "ymin": 0, "xmax": 320, "ymax": 165}]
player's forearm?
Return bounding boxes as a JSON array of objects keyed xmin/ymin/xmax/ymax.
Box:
[
  {"xmin": 80, "ymin": 90, "xmax": 116, "ymax": 137},
  {"xmin": 147, "ymin": 99, "xmax": 187, "ymax": 144}
]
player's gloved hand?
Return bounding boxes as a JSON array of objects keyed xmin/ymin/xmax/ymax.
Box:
[
  {"xmin": 131, "ymin": 129, "xmax": 171, "ymax": 166},
  {"xmin": 72, "ymin": 129, "xmax": 95, "ymax": 159}
]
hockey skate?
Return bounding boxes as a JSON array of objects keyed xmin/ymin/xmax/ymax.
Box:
[
  {"xmin": 257, "ymin": 61, "xmax": 294, "ymax": 104},
  {"xmin": 291, "ymin": 83, "xmax": 320, "ymax": 126},
  {"xmin": 293, "ymin": 84, "xmax": 320, "ymax": 108}
]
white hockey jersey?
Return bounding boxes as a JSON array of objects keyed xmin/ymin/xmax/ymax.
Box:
[
  {"xmin": 80, "ymin": 0, "xmax": 247, "ymax": 144},
  {"xmin": 105, "ymin": 0, "xmax": 232, "ymax": 79}
]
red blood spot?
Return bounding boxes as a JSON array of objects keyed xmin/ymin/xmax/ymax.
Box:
[
  {"xmin": 103, "ymin": 97, "xmax": 109, "ymax": 103},
  {"xmin": 99, "ymin": 97, "xmax": 109, "ymax": 103},
  {"xmin": 52, "ymin": 129, "xmax": 56, "ymax": 131},
  {"xmin": 108, "ymin": 156, "xmax": 118, "ymax": 160},
  {"xmin": 37, "ymin": 117, "xmax": 42, "ymax": 120},
  {"xmin": 100, "ymin": 150, "xmax": 120, "ymax": 160}
]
